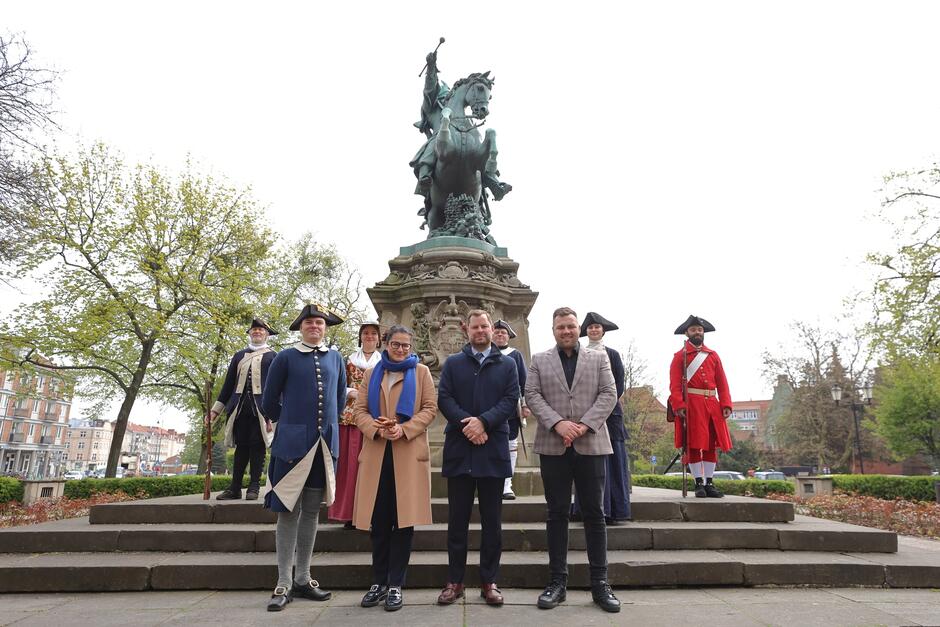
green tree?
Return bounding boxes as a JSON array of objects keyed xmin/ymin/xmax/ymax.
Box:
[
  {"xmin": 868, "ymin": 164, "xmax": 940, "ymax": 358},
  {"xmin": 719, "ymin": 438, "xmax": 761, "ymax": 474},
  {"xmin": 762, "ymin": 322, "xmax": 878, "ymax": 472},
  {"xmin": 873, "ymin": 355, "xmax": 940, "ymax": 470},
  {"xmin": 0, "ymin": 144, "xmax": 270, "ymax": 477}
]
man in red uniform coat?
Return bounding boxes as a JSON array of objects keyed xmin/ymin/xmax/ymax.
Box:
[{"xmin": 668, "ymin": 315, "xmax": 733, "ymax": 498}]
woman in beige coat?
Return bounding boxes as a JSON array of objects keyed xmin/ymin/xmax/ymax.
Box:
[{"xmin": 352, "ymin": 324, "xmax": 437, "ymax": 611}]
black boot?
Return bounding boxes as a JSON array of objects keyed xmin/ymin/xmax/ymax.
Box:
[
  {"xmin": 694, "ymin": 478, "xmax": 707, "ymax": 498},
  {"xmin": 704, "ymin": 478, "xmax": 724, "ymax": 498}
]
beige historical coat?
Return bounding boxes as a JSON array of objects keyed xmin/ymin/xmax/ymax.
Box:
[{"xmin": 352, "ymin": 363, "xmax": 437, "ymax": 530}]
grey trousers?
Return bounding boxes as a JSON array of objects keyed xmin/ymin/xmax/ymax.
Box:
[{"xmin": 275, "ymin": 487, "xmax": 323, "ymax": 589}]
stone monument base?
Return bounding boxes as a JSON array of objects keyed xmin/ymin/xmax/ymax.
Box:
[{"xmin": 368, "ymin": 237, "xmax": 539, "ymax": 466}]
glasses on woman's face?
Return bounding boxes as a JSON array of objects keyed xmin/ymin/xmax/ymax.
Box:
[{"xmin": 389, "ymin": 341, "xmax": 411, "ymax": 351}]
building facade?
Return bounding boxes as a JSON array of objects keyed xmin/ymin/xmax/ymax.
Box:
[
  {"xmin": 0, "ymin": 365, "xmax": 73, "ymax": 478},
  {"xmin": 64, "ymin": 418, "xmax": 115, "ymax": 472}
]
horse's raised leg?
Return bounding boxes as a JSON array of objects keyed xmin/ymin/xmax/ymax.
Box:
[
  {"xmin": 435, "ymin": 107, "xmax": 455, "ymax": 162},
  {"xmin": 481, "ymin": 128, "xmax": 512, "ymax": 201}
]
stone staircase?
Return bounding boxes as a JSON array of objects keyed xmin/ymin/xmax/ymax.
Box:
[{"xmin": 0, "ymin": 469, "xmax": 937, "ymax": 592}]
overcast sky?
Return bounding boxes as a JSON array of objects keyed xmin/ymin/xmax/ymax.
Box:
[{"xmin": 5, "ymin": 1, "xmax": 938, "ymax": 432}]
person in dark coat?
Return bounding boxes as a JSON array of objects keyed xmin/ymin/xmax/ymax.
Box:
[
  {"xmin": 572, "ymin": 312, "xmax": 631, "ymax": 523},
  {"xmin": 436, "ymin": 310, "xmax": 519, "ymax": 607},
  {"xmin": 260, "ymin": 304, "xmax": 346, "ymax": 612},
  {"xmin": 492, "ymin": 319, "xmax": 530, "ymax": 500},
  {"xmin": 209, "ymin": 318, "xmax": 277, "ymax": 501}
]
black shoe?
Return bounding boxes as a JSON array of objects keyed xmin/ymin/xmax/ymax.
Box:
[
  {"xmin": 267, "ymin": 586, "xmax": 292, "ymax": 611},
  {"xmin": 605, "ymin": 517, "xmax": 628, "ymax": 526},
  {"xmin": 384, "ymin": 586, "xmax": 403, "ymax": 611},
  {"xmin": 245, "ymin": 485, "xmax": 260, "ymax": 500},
  {"xmin": 704, "ymin": 481, "xmax": 725, "ymax": 498},
  {"xmin": 537, "ymin": 580, "xmax": 566, "ymax": 609},
  {"xmin": 343, "ymin": 521, "xmax": 355, "ymax": 530},
  {"xmin": 591, "ymin": 581, "xmax": 621, "ymax": 613},
  {"xmin": 291, "ymin": 579, "xmax": 332, "ymax": 601},
  {"xmin": 502, "ymin": 490, "xmax": 516, "ymax": 500},
  {"xmin": 694, "ymin": 480, "xmax": 707, "ymax": 498},
  {"xmin": 216, "ymin": 488, "xmax": 241, "ymax": 500},
  {"xmin": 361, "ymin": 584, "xmax": 388, "ymax": 607}
]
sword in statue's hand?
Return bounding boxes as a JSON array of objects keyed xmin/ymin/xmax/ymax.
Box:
[{"xmin": 419, "ymin": 37, "xmax": 446, "ymax": 77}]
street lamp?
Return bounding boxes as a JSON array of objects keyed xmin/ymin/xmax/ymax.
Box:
[{"xmin": 831, "ymin": 383, "xmax": 873, "ymax": 474}]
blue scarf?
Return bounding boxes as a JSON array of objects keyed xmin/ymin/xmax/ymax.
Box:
[{"xmin": 367, "ymin": 351, "xmax": 419, "ymax": 423}]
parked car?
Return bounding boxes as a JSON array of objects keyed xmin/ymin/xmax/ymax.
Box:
[
  {"xmin": 63, "ymin": 470, "xmax": 84, "ymax": 480},
  {"xmin": 754, "ymin": 471, "xmax": 786, "ymax": 481},
  {"xmin": 712, "ymin": 471, "xmax": 746, "ymax": 481}
]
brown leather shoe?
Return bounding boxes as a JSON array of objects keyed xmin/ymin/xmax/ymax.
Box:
[
  {"xmin": 481, "ymin": 583, "xmax": 504, "ymax": 606},
  {"xmin": 437, "ymin": 582, "xmax": 464, "ymax": 605}
]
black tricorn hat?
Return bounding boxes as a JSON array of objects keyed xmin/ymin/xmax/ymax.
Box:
[
  {"xmin": 580, "ymin": 312, "xmax": 619, "ymax": 337},
  {"xmin": 288, "ymin": 303, "xmax": 344, "ymax": 331},
  {"xmin": 246, "ymin": 317, "xmax": 278, "ymax": 336},
  {"xmin": 493, "ymin": 319, "xmax": 517, "ymax": 339},
  {"xmin": 674, "ymin": 314, "xmax": 715, "ymax": 335}
]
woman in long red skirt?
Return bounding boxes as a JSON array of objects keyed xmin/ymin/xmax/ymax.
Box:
[{"xmin": 329, "ymin": 321, "xmax": 382, "ymax": 527}]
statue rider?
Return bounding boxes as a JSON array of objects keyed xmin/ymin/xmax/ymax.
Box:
[{"xmin": 410, "ymin": 49, "xmax": 512, "ymax": 228}]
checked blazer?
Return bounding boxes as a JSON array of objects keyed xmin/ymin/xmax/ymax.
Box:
[{"xmin": 525, "ymin": 345, "xmax": 617, "ymax": 456}]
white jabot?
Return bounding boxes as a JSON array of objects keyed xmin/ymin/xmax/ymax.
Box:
[{"xmin": 348, "ymin": 348, "xmax": 381, "ymax": 370}]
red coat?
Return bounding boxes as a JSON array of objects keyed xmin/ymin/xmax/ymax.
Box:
[{"xmin": 669, "ymin": 341, "xmax": 733, "ymax": 452}]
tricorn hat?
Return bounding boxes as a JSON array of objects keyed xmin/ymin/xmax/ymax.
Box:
[
  {"xmin": 493, "ymin": 319, "xmax": 517, "ymax": 339},
  {"xmin": 246, "ymin": 317, "xmax": 278, "ymax": 336},
  {"xmin": 358, "ymin": 320, "xmax": 381, "ymax": 346},
  {"xmin": 580, "ymin": 312, "xmax": 619, "ymax": 337},
  {"xmin": 288, "ymin": 303, "xmax": 344, "ymax": 331},
  {"xmin": 674, "ymin": 314, "xmax": 715, "ymax": 335}
]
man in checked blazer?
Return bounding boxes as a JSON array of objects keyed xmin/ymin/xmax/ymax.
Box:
[{"xmin": 525, "ymin": 306, "xmax": 621, "ymax": 613}]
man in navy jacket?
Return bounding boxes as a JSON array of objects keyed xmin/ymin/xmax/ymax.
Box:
[{"xmin": 436, "ymin": 309, "xmax": 519, "ymax": 607}]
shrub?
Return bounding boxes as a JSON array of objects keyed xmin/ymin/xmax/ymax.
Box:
[
  {"xmin": 830, "ymin": 474, "xmax": 938, "ymax": 502},
  {"xmin": 0, "ymin": 477, "xmax": 23, "ymax": 503},
  {"xmin": 632, "ymin": 474, "xmax": 794, "ymax": 496},
  {"xmin": 63, "ymin": 474, "xmax": 265, "ymax": 500}
]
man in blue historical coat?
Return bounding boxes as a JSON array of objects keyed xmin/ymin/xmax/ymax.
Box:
[{"xmin": 261, "ymin": 304, "xmax": 346, "ymax": 612}]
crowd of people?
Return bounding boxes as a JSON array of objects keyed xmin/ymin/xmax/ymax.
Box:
[{"xmin": 209, "ymin": 304, "xmax": 733, "ymax": 614}]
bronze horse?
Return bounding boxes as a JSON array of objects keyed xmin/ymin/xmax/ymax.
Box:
[{"xmin": 411, "ymin": 51, "xmax": 511, "ymax": 243}]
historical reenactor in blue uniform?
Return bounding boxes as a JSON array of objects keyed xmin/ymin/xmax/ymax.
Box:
[
  {"xmin": 492, "ymin": 319, "xmax": 529, "ymax": 500},
  {"xmin": 573, "ymin": 312, "xmax": 631, "ymax": 523},
  {"xmin": 436, "ymin": 310, "xmax": 519, "ymax": 607},
  {"xmin": 260, "ymin": 304, "xmax": 347, "ymax": 612},
  {"xmin": 209, "ymin": 318, "xmax": 278, "ymax": 501}
]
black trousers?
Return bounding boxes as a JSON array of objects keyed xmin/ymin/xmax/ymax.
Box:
[
  {"xmin": 447, "ymin": 475, "xmax": 503, "ymax": 584},
  {"xmin": 370, "ymin": 441, "xmax": 414, "ymax": 588},
  {"xmin": 540, "ymin": 447, "xmax": 608, "ymax": 584},
  {"xmin": 230, "ymin": 442, "xmax": 265, "ymax": 490}
]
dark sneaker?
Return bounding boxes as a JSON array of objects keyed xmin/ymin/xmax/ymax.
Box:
[
  {"xmin": 537, "ymin": 580, "xmax": 566, "ymax": 609},
  {"xmin": 267, "ymin": 586, "xmax": 292, "ymax": 611},
  {"xmin": 694, "ymin": 481, "xmax": 707, "ymax": 498},
  {"xmin": 384, "ymin": 586, "xmax": 403, "ymax": 611},
  {"xmin": 291, "ymin": 579, "xmax": 331, "ymax": 601},
  {"xmin": 704, "ymin": 481, "xmax": 725, "ymax": 498},
  {"xmin": 245, "ymin": 488, "xmax": 259, "ymax": 500},
  {"xmin": 591, "ymin": 581, "xmax": 621, "ymax": 613},
  {"xmin": 361, "ymin": 584, "xmax": 388, "ymax": 607},
  {"xmin": 216, "ymin": 489, "xmax": 241, "ymax": 500}
]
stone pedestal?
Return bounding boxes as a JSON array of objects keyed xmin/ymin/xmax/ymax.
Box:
[
  {"xmin": 368, "ymin": 237, "xmax": 539, "ymax": 466},
  {"xmin": 794, "ymin": 476, "xmax": 833, "ymax": 499}
]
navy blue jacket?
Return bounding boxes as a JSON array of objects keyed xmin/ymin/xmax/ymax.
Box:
[
  {"xmin": 605, "ymin": 346, "xmax": 627, "ymax": 441},
  {"xmin": 500, "ymin": 347, "xmax": 527, "ymax": 440},
  {"xmin": 438, "ymin": 343, "xmax": 519, "ymax": 478}
]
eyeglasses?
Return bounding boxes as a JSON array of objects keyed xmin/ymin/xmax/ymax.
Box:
[{"xmin": 389, "ymin": 341, "xmax": 412, "ymax": 351}]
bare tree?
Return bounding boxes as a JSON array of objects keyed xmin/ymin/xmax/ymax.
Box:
[{"xmin": 0, "ymin": 33, "xmax": 58, "ymax": 265}]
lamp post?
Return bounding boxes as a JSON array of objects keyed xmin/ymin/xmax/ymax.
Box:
[{"xmin": 831, "ymin": 382, "xmax": 874, "ymax": 474}]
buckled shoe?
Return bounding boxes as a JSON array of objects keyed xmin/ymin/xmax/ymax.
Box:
[
  {"xmin": 361, "ymin": 584, "xmax": 388, "ymax": 607},
  {"xmin": 291, "ymin": 579, "xmax": 331, "ymax": 601},
  {"xmin": 266, "ymin": 586, "xmax": 292, "ymax": 611},
  {"xmin": 384, "ymin": 586, "xmax": 403, "ymax": 611}
]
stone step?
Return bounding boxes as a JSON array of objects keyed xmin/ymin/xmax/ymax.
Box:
[
  {"xmin": 88, "ymin": 488, "xmax": 795, "ymax": 525},
  {"xmin": 0, "ymin": 516, "xmax": 896, "ymax": 554},
  {"xmin": 0, "ymin": 541, "xmax": 935, "ymax": 592}
]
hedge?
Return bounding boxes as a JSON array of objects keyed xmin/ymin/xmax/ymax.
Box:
[
  {"xmin": 63, "ymin": 474, "xmax": 266, "ymax": 500},
  {"xmin": 830, "ymin": 474, "xmax": 938, "ymax": 502},
  {"xmin": 632, "ymin": 474, "xmax": 794, "ymax": 497},
  {"xmin": 0, "ymin": 477, "xmax": 24, "ymax": 503}
]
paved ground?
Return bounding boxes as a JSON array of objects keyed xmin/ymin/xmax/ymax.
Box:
[{"xmin": 2, "ymin": 588, "xmax": 939, "ymax": 626}]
